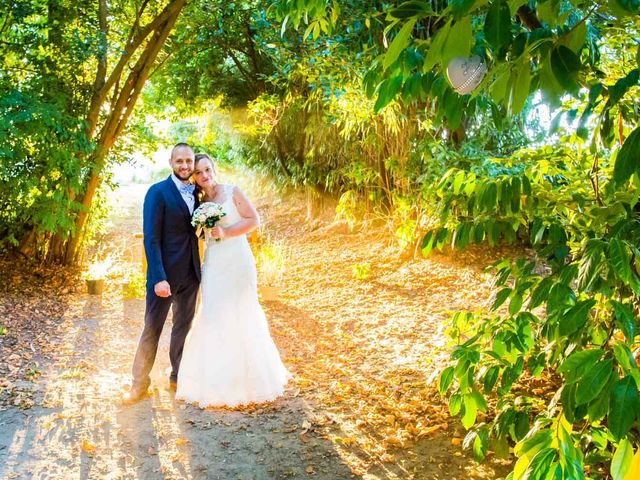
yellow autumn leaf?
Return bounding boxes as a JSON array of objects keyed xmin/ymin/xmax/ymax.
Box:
[
  {"xmin": 175, "ymin": 438, "xmax": 190, "ymax": 446},
  {"xmin": 80, "ymin": 440, "xmax": 96, "ymax": 454},
  {"xmin": 384, "ymin": 435, "xmax": 404, "ymax": 446},
  {"xmin": 624, "ymin": 447, "xmax": 640, "ymax": 480}
]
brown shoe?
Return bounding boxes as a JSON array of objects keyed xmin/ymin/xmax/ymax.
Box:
[
  {"xmin": 122, "ymin": 383, "xmax": 149, "ymax": 405},
  {"xmin": 168, "ymin": 379, "xmax": 177, "ymax": 392}
]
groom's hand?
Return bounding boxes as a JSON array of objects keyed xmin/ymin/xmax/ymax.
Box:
[{"xmin": 154, "ymin": 280, "xmax": 172, "ymax": 297}]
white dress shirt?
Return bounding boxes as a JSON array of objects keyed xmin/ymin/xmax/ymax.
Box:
[{"xmin": 171, "ymin": 174, "xmax": 195, "ymax": 214}]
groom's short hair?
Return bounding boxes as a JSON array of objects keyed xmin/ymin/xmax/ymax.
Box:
[{"xmin": 171, "ymin": 142, "xmax": 193, "ymax": 159}]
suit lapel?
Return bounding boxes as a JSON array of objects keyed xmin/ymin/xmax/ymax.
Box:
[{"xmin": 166, "ymin": 176, "xmax": 192, "ymax": 221}]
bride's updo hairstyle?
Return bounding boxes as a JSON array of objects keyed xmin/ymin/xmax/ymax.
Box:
[{"xmin": 193, "ymin": 153, "xmax": 216, "ymax": 202}]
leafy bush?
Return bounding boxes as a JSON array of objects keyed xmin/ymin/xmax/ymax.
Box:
[
  {"xmin": 123, "ymin": 271, "xmax": 146, "ymax": 300},
  {"xmin": 351, "ymin": 262, "xmax": 371, "ymax": 281},
  {"xmin": 0, "ymin": 90, "xmax": 92, "ymax": 254},
  {"xmin": 433, "ymin": 130, "xmax": 640, "ymax": 478},
  {"xmin": 256, "ymin": 236, "xmax": 287, "ymax": 286}
]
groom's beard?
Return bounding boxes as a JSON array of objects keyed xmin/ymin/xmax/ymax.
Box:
[{"xmin": 174, "ymin": 171, "xmax": 192, "ymax": 181}]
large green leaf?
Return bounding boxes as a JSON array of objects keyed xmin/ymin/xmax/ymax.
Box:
[
  {"xmin": 482, "ymin": 365, "xmax": 500, "ymax": 393},
  {"xmin": 462, "ymin": 392, "xmax": 478, "ymax": 428},
  {"xmin": 450, "ymin": 393, "xmax": 462, "ymax": 415},
  {"xmin": 513, "ymin": 429, "xmax": 553, "ymax": 479},
  {"xmin": 577, "ymin": 239, "xmax": 604, "ymax": 292},
  {"xmin": 550, "ymin": 45, "xmax": 582, "ymax": 94},
  {"xmin": 383, "ymin": 18, "xmax": 417, "ymax": 70},
  {"xmin": 509, "ymin": 292, "xmax": 523, "ymax": 315},
  {"xmin": 421, "ymin": 230, "xmax": 435, "ymax": 256},
  {"xmin": 612, "ymin": 300, "xmax": 636, "ymax": 343},
  {"xmin": 558, "ymin": 348, "xmax": 603, "ymax": 383},
  {"xmin": 374, "ymin": 75, "xmax": 404, "ymax": 112},
  {"xmin": 608, "ymin": 376, "xmax": 639, "ymax": 441},
  {"xmin": 613, "ymin": 341, "xmax": 638, "ymax": 376},
  {"xmin": 528, "ymin": 277, "xmax": 553, "ymax": 310},
  {"xmin": 510, "ymin": 176, "xmax": 521, "ymax": 212},
  {"xmin": 613, "ymin": 126, "xmax": 640, "ymax": 186},
  {"xmin": 443, "ymin": 17, "xmax": 472, "ymax": 66},
  {"xmin": 484, "ymin": 0, "xmax": 512, "ymax": 51},
  {"xmin": 608, "ymin": 69, "xmax": 640, "ymax": 104},
  {"xmin": 490, "ymin": 66, "xmax": 511, "ymax": 104},
  {"xmin": 509, "ymin": 56, "xmax": 531, "ymax": 115},
  {"xmin": 472, "ymin": 427, "xmax": 489, "ymax": 461},
  {"xmin": 439, "ymin": 366, "xmax": 455, "ymax": 395},
  {"xmin": 423, "ymin": 21, "xmax": 451, "ymax": 71},
  {"xmin": 523, "ymin": 447, "xmax": 557, "ymax": 480},
  {"xmin": 609, "ymin": 238, "xmax": 640, "ymax": 294},
  {"xmin": 452, "ymin": 221, "xmax": 472, "ymax": 249},
  {"xmin": 561, "ymin": 382, "xmax": 579, "ymax": 422},
  {"xmin": 611, "ymin": 438, "xmax": 634, "ymax": 480},
  {"xmin": 537, "ymin": 0, "xmax": 561, "ymax": 27},
  {"xmin": 547, "ymin": 282, "xmax": 576, "ymax": 317},
  {"xmin": 587, "ymin": 377, "xmax": 611, "ymax": 422},
  {"xmin": 559, "ymin": 299, "xmax": 596, "ymax": 336},
  {"xmin": 575, "ymin": 358, "xmax": 613, "ymax": 406},
  {"xmin": 612, "ymin": 0, "xmax": 640, "ymax": 15},
  {"xmin": 445, "ymin": 91, "xmax": 465, "ymax": 129},
  {"xmin": 558, "ymin": 423, "xmax": 585, "ymax": 480},
  {"xmin": 563, "ymin": 20, "xmax": 587, "ymax": 54},
  {"xmin": 450, "ymin": 0, "xmax": 483, "ymax": 18},
  {"xmin": 389, "ymin": 1, "xmax": 434, "ymax": 19}
]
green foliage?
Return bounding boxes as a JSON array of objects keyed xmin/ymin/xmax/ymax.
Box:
[
  {"xmin": 256, "ymin": 236, "xmax": 287, "ymax": 286},
  {"xmin": 0, "ymin": 90, "xmax": 92, "ymax": 252},
  {"xmin": 351, "ymin": 262, "xmax": 371, "ymax": 281},
  {"xmin": 123, "ymin": 271, "xmax": 146, "ymax": 300},
  {"xmin": 278, "ymin": 0, "xmax": 640, "ymax": 153},
  {"xmin": 430, "ymin": 132, "xmax": 640, "ymax": 476},
  {"xmin": 1, "ymin": 0, "xmax": 188, "ymax": 262},
  {"xmin": 3, "ymin": 2, "xmax": 640, "ymax": 475}
]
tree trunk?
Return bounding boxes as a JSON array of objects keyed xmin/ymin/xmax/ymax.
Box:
[{"xmin": 62, "ymin": 0, "xmax": 187, "ymax": 264}]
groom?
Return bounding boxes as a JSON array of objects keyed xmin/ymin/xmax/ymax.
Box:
[{"xmin": 124, "ymin": 142, "xmax": 201, "ymax": 404}]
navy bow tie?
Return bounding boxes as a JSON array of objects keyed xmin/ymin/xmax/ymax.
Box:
[{"xmin": 178, "ymin": 183, "xmax": 195, "ymax": 195}]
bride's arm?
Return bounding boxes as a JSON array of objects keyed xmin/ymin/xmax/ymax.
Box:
[{"xmin": 210, "ymin": 186, "xmax": 260, "ymax": 239}]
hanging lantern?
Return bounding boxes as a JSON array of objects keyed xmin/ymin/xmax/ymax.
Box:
[{"xmin": 446, "ymin": 56, "xmax": 487, "ymax": 95}]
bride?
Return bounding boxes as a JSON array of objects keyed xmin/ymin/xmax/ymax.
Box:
[{"xmin": 176, "ymin": 153, "xmax": 290, "ymax": 407}]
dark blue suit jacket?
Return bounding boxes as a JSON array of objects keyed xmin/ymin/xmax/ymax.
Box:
[{"xmin": 143, "ymin": 176, "xmax": 201, "ymax": 290}]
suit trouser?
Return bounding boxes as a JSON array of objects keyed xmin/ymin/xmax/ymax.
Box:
[{"xmin": 131, "ymin": 276, "xmax": 199, "ymax": 387}]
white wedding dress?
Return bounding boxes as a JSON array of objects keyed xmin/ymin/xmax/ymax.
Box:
[{"xmin": 176, "ymin": 185, "xmax": 290, "ymax": 407}]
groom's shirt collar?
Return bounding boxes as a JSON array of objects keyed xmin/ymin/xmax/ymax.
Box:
[{"xmin": 171, "ymin": 173, "xmax": 189, "ymax": 190}]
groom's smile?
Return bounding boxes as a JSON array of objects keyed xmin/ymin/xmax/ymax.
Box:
[{"xmin": 170, "ymin": 145, "xmax": 195, "ymax": 181}]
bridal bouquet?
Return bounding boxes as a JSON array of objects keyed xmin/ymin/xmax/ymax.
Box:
[{"xmin": 191, "ymin": 202, "xmax": 226, "ymax": 239}]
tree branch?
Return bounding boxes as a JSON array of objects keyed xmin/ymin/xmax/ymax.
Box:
[
  {"xmin": 85, "ymin": 0, "xmax": 186, "ymax": 140},
  {"xmin": 86, "ymin": 0, "xmax": 108, "ymax": 138},
  {"xmin": 516, "ymin": 5, "xmax": 542, "ymax": 31},
  {"xmin": 227, "ymin": 49, "xmax": 254, "ymax": 82}
]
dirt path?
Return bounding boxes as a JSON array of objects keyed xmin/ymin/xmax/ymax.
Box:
[{"xmin": 0, "ymin": 182, "xmax": 514, "ymax": 479}]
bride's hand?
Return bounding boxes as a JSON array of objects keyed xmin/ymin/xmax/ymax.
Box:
[{"xmin": 210, "ymin": 226, "xmax": 226, "ymax": 240}]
